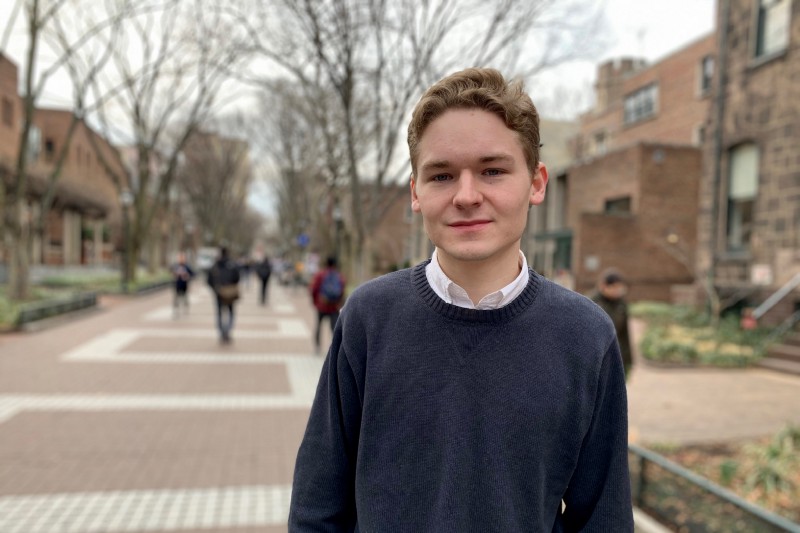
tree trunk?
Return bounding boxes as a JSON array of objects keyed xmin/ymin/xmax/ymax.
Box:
[{"xmin": 7, "ymin": 202, "xmax": 31, "ymax": 301}]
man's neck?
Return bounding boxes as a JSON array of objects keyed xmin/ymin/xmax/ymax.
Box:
[{"xmin": 436, "ymin": 247, "xmax": 522, "ymax": 304}]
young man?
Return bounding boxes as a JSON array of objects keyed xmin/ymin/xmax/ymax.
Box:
[
  {"xmin": 206, "ymin": 247, "xmax": 240, "ymax": 344},
  {"xmin": 590, "ymin": 268, "xmax": 633, "ymax": 380},
  {"xmin": 289, "ymin": 68, "xmax": 632, "ymax": 531},
  {"xmin": 309, "ymin": 256, "xmax": 346, "ymax": 354}
]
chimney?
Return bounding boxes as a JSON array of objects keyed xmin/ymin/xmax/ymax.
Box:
[{"xmin": 594, "ymin": 57, "xmax": 646, "ymax": 113}]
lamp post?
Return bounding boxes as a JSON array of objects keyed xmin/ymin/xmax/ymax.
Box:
[{"xmin": 120, "ymin": 189, "xmax": 134, "ymax": 293}]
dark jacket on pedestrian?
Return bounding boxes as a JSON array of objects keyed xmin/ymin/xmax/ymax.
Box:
[
  {"xmin": 207, "ymin": 257, "xmax": 240, "ymax": 299},
  {"xmin": 256, "ymin": 258, "xmax": 272, "ymax": 280},
  {"xmin": 172, "ymin": 262, "xmax": 194, "ymax": 292},
  {"xmin": 590, "ymin": 290, "xmax": 633, "ymax": 372}
]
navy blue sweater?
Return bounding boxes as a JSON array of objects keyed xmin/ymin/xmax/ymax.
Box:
[{"xmin": 289, "ymin": 262, "xmax": 633, "ymax": 532}]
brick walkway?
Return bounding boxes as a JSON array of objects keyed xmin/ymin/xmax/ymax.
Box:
[
  {"xmin": 0, "ymin": 278, "xmax": 323, "ymax": 532},
  {"xmin": 1, "ymin": 282, "xmax": 799, "ymax": 532},
  {"xmin": 628, "ymin": 319, "xmax": 800, "ymax": 445}
]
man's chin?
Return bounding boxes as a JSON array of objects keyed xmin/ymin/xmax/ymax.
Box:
[{"xmin": 436, "ymin": 246, "xmax": 494, "ymax": 263}]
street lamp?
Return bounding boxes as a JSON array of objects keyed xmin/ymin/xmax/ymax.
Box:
[{"xmin": 120, "ymin": 189, "xmax": 134, "ymax": 293}]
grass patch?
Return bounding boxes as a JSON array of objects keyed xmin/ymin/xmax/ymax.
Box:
[
  {"xmin": 653, "ymin": 424, "xmax": 800, "ymax": 523},
  {"xmin": 632, "ymin": 302, "xmax": 771, "ymax": 368},
  {"xmin": 0, "ymin": 269, "xmax": 172, "ymax": 330}
]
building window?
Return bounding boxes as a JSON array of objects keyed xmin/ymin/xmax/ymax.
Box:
[
  {"xmin": 694, "ymin": 124, "xmax": 706, "ymax": 146},
  {"xmin": 755, "ymin": 0, "xmax": 790, "ymax": 58},
  {"xmin": 593, "ymin": 131, "xmax": 607, "ymax": 156},
  {"xmin": 623, "ymin": 84, "xmax": 658, "ymax": 124},
  {"xmin": 726, "ymin": 144, "xmax": 759, "ymax": 251},
  {"xmin": 1, "ymin": 97, "xmax": 13, "ymax": 127},
  {"xmin": 699, "ymin": 55, "xmax": 714, "ymax": 94},
  {"xmin": 605, "ymin": 196, "xmax": 631, "ymax": 214}
]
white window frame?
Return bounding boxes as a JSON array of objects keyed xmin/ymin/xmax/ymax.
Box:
[
  {"xmin": 754, "ymin": 0, "xmax": 791, "ymax": 59},
  {"xmin": 726, "ymin": 143, "xmax": 759, "ymax": 252},
  {"xmin": 623, "ymin": 84, "xmax": 659, "ymax": 125},
  {"xmin": 698, "ymin": 55, "xmax": 715, "ymax": 96}
]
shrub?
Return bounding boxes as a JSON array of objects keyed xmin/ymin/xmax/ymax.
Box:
[{"xmin": 640, "ymin": 327, "xmax": 699, "ymax": 364}]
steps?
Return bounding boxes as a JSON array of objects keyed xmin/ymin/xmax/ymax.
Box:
[{"xmin": 759, "ymin": 332, "xmax": 800, "ymax": 375}]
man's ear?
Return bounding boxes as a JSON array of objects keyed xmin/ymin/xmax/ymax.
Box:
[
  {"xmin": 410, "ymin": 174, "xmax": 421, "ymax": 212},
  {"xmin": 529, "ymin": 162, "xmax": 548, "ymax": 206}
]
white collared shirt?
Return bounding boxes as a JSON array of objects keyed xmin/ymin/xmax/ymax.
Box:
[{"xmin": 425, "ymin": 249, "xmax": 530, "ymax": 310}]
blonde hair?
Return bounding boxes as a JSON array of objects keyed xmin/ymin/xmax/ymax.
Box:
[{"xmin": 407, "ymin": 67, "xmax": 540, "ymax": 176}]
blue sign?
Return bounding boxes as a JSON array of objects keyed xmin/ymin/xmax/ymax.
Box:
[{"xmin": 297, "ymin": 233, "xmax": 310, "ymax": 247}]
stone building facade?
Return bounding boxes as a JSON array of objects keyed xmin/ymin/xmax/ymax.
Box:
[{"xmin": 698, "ymin": 0, "xmax": 800, "ymax": 324}]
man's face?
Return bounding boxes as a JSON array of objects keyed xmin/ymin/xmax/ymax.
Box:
[
  {"xmin": 410, "ymin": 108, "xmax": 546, "ymax": 270},
  {"xmin": 600, "ymin": 282, "xmax": 627, "ymax": 300}
]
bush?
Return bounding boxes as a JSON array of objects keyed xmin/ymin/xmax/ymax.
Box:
[
  {"xmin": 634, "ymin": 301, "xmax": 769, "ymax": 368},
  {"xmin": 640, "ymin": 327, "xmax": 699, "ymax": 364}
]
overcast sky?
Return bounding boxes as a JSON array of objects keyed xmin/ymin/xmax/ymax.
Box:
[{"xmin": 530, "ymin": 0, "xmax": 717, "ymax": 118}]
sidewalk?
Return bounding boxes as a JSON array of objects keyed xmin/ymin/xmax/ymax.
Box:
[
  {"xmin": 627, "ymin": 318, "xmax": 800, "ymax": 445},
  {"xmin": 0, "ymin": 279, "xmax": 323, "ymax": 532}
]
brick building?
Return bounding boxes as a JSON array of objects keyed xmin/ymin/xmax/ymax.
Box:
[
  {"xmin": 564, "ymin": 34, "xmax": 717, "ymax": 299},
  {"xmin": 30, "ymin": 108, "xmax": 125, "ymax": 265},
  {"xmin": 0, "ymin": 54, "xmax": 21, "ymax": 164},
  {"xmin": 697, "ymin": 0, "xmax": 800, "ymax": 324},
  {"xmin": 574, "ymin": 35, "xmax": 716, "ymax": 161},
  {"xmin": 570, "ymin": 144, "xmax": 702, "ymax": 300},
  {"xmin": 0, "ymin": 53, "xmax": 124, "ymax": 268}
]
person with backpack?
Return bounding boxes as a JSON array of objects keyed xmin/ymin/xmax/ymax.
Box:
[
  {"xmin": 309, "ymin": 256, "xmax": 345, "ymax": 354},
  {"xmin": 206, "ymin": 246, "xmax": 240, "ymax": 344}
]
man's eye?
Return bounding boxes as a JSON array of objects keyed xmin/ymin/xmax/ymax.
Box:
[
  {"xmin": 431, "ymin": 174, "xmax": 451, "ymax": 182},
  {"xmin": 484, "ymin": 168, "xmax": 503, "ymax": 177}
]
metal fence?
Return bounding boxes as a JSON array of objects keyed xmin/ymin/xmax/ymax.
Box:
[{"xmin": 629, "ymin": 444, "xmax": 800, "ymax": 532}]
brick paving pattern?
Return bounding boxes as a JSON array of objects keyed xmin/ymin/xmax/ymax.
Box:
[
  {"xmin": 0, "ymin": 279, "xmax": 799, "ymax": 531},
  {"xmin": 0, "ymin": 280, "xmax": 322, "ymax": 532}
]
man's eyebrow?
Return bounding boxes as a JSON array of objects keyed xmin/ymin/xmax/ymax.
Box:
[
  {"xmin": 420, "ymin": 159, "xmax": 451, "ymax": 172},
  {"xmin": 420, "ymin": 154, "xmax": 516, "ymax": 171},
  {"xmin": 478, "ymin": 154, "xmax": 515, "ymax": 164}
]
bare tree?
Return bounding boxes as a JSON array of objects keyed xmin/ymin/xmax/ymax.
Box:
[
  {"xmin": 230, "ymin": 0, "xmax": 606, "ymax": 282},
  {"xmin": 177, "ymin": 128, "xmax": 253, "ymax": 249},
  {"xmin": 85, "ymin": 0, "xmax": 246, "ymax": 285},
  {"xmin": 0, "ymin": 0, "xmax": 130, "ymax": 300}
]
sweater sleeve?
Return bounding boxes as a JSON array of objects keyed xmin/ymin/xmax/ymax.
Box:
[
  {"xmin": 562, "ymin": 340, "xmax": 633, "ymax": 532},
  {"xmin": 288, "ymin": 324, "xmax": 362, "ymax": 531}
]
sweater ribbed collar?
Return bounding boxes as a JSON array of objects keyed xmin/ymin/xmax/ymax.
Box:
[{"xmin": 411, "ymin": 260, "xmax": 541, "ymax": 324}]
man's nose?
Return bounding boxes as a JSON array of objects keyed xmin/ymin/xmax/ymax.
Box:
[{"xmin": 453, "ymin": 171, "xmax": 482, "ymax": 208}]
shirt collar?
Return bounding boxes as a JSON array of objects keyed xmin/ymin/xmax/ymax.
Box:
[{"xmin": 425, "ymin": 249, "xmax": 530, "ymax": 310}]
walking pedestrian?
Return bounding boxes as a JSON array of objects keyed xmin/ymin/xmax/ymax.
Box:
[
  {"xmin": 256, "ymin": 255, "xmax": 273, "ymax": 305},
  {"xmin": 289, "ymin": 68, "xmax": 633, "ymax": 531},
  {"xmin": 170, "ymin": 251, "xmax": 194, "ymax": 318},
  {"xmin": 590, "ymin": 267, "xmax": 633, "ymax": 380},
  {"xmin": 308, "ymin": 256, "xmax": 345, "ymax": 354},
  {"xmin": 206, "ymin": 247, "xmax": 240, "ymax": 344}
]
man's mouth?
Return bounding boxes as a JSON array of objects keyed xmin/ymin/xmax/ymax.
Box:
[{"xmin": 449, "ymin": 220, "xmax": 491, "ymax": 228}]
